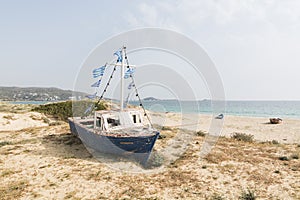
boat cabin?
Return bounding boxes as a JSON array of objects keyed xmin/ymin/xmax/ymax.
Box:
[{"xmin": 94, "ymin": 109, "xmax": 144, "ymax": 131}]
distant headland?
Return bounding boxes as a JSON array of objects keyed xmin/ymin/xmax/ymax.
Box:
[
  {"xmin": 0, "ymin": 86, "xmax": 86, "ymax": 101},
  {"xmin": 143, "ymin": 97, "xmax": 159, "ymax": 101}
]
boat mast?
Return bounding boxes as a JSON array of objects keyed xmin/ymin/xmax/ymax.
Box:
[{"xmin": 120, "ymin": 46, "xmax": 125, "ymax": 111}]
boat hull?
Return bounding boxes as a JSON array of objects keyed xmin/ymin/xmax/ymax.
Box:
[{"xmin": 68, "ymin": 119, "xmax": 159, "ymax": 165}]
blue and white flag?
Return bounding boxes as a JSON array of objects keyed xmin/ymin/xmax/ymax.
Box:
[
  {"xmin": 128, "ymin": 81, "xmax": 135, "ymax": 90},
  {"xmin": 86, "ymin": 92, "xmax": 97, "ymax": 99},
  {"xmin": 124, "ymin": 68, "xmax": 135, "ymax": 79},
  {"xmin": 113, "ymin": 50, "xmax": 122, "ymax": 62},
  {"xmin": 93, "ymin": 65, "xmax": 106, "ymax": 78},
  {"xmin": 124, "ymin": 93, "xmax": 130, "ymax": 108},
  {"xmin": 84, "ymin": 104, "xmax": 93, "ymax": 114},
  {"xmin": 91, "ymin": 79, "xmax": 101, "ymax": 87}
]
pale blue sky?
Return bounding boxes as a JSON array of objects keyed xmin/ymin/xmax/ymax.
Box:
[{"xmin": 1, "ymin": 0, "xmax": 300, "ymax": 100}]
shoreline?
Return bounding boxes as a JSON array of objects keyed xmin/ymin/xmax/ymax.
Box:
[
  {"xmin": 1, "ymin": 101, "xmax": 299, "ymax": 144},
  {"xmin": 150, "ymin": 110, "xmax": 300, "ymax": 120},
  {"xmin": 150, "ymin": 112, "xmax": 300, "ymax": 144}
]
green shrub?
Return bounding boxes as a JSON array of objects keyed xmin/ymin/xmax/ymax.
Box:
[
  {"xmin": 210, "ymin": 193, "xmax": 225, "ymax": 200},
  {"xmin": 161, "ymin": 126, "xmax": 173, "ymax": 131},
  {"xmin": 196, "ymin": 130, "xmax": 206, "ymax": 137},
  {"xmin": 239, "ymin": 188, "xmax": 256, "ymax": 200},
  {"xmin": 278, "ymin": 156, "xmax": 289, "ymax": 161},
  {"xmin": 271, "ymin": 140, "xmax": 279, "ymax": 144},
  {"xmin": 2, "ymin": 115, "xmax": 14, "ymax": 120},
  {"xmin": 231, "ymin": 133, "xmax": 254, "ymax": 142},
  {"xmin": 32, "ymin": 100, "xmax": 106, "ymax": 121},
  {"xmin": 291, "ymin": 154, "xmax": 299, "ymax": 159},
  {"xmin": 0, "ymin": 141, "xmax": 12, "ymax": 147}
]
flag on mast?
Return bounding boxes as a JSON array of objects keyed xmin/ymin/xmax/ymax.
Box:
[
  {"xmin": 128, "ymin": 81, "xmax": 135, "ymax": 89},
  {"xmin": 93, "ymin": 65, "xmax": 106, "ymax": 78},
  {"xmin": 91, "ymin": 80, "xmax": 101, "ymax": 87},
  {"xmin": 124, "ymin": 68, "xmax": 135, "ymax": 79},
  {"xmin": 85, "ymin": 92, "xmax": 97, "ymax": 99},
  {"xmin": 84, "ymin": 104, "xmax": 94, "ymax": 114},
  {"xmin": 113, "ymin": 50, "xmax": 122, "ymax": 62}
]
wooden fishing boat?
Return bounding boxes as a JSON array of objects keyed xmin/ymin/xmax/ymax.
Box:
[{"xmin": 68, "ymin": 47, "xmax": 159, "ymax": 165}]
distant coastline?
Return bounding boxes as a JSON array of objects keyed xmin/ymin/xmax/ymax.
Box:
[
  {"xmin": 0, "ymin": 86, "xmax": 86, "ymax": 101},
  {"xmin": 7, "ymin": 101, "xmax": 55, "ymax": 105}
]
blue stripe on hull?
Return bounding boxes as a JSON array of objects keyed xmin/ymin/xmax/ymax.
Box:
[{"xmin": 68, "ymin": 120, "xmax": 159, "ymax": 165}]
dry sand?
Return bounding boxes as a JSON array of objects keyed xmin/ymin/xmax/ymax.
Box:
[
  {"xmin": 0, "ymin": 112, "xmax": 49, "ymax": 131},
  {"xmin": 0, "ymin": 106, "xmax": 300, "ymax": 199},
  {"xmin": 151, "ymin": 112, "xmax": 300, "ymax": 144}
]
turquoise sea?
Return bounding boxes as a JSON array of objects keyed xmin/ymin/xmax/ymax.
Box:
[
  {"xmin": 130, "ymin": 100, "xmax": 300, "ymax": 119},
  {"xmin": 9, "ymin": 101, "xmax": 50, "ymax": 105}
]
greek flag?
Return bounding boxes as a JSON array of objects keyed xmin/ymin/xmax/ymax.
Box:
[
  {"xmin": 91, "ymin": 80, "xmax": 101, "ymax": 87},
  {"xmin": 113, "ymin": 50, "xmax": 122, "ymax": 62},
  {"xmin": 124, "ymin": 93, "xmax": 130, "ymax": 108},
  {"xmin": 128, "ymin": 81, "xmax": 135, "ymax": 89},
  {"xmin": 124, "ymin": 68, "xmax": 134, "ymax": 79},
  {"xmin": 84, "ymin": 104, "xmax": 93, "ymax": 114},
  {"xmin": 86, "ymin": 92, "xmax": 97, "ymax": 99},
  {"xmin": 93, "ymin": 65, "xmax": 106, "ymax": 78}
]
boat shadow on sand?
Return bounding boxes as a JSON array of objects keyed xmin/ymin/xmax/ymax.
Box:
[
  {"xmin": 37, "ymin": 132, "xmax": 93, "ymax": 160},
  {"xmin": 38, "ymin": 131, "xmax": 163, "ymax": 169}
]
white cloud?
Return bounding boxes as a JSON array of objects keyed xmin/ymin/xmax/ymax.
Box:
[{"xmin": 124, "ymin": 0, "xmax": 300, "ymax": 35}]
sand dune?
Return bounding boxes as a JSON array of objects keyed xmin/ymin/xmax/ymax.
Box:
[{"xmin": 0, "ymin": 112, "xmax": 49, "ymax": 131}]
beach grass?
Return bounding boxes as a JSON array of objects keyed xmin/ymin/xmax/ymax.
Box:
[
  {"xmin": 231, "ymin": 132, "xmax": 254, "ymax": 142},
  {"xmin": 0, "ymin": 102, "xmax": 35, "ymax": 113},
  {"xmin": 0, "ymin": 180, "xmax": 29, "ymax": 200}
]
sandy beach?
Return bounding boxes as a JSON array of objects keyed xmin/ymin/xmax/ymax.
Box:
[
  {"xmin": 151, "ymin": 112, "xmax": 300, "ymax": 144},
  {"xmin": 0, "ymin": 104, "xmax": 299, "ymax": 199}
]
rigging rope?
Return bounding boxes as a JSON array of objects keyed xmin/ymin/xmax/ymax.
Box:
[
  {"xmin": 92, "ymin": 47, "xmax": 153, "ymax": 128},
  {"xmin": 95, "ymin": 64, "xmax": 117, "ymax": 108},
  {"xmin": 124, "ymin": 48, "xmax": 153, "ymax": 127}
]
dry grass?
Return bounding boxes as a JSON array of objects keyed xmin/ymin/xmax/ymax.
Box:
[
  {"xmin": 0, "ymin": 141, "xmax": 12, "ymax": 147},
  {"xmin": 1, "ymin": 122, "xmax": 300, "ymax": 199},
  {"xmin": 239, "ymin": 188, "xmax": 257, "ymax": 200},
  {"xmin": 196, "ymin": 130, "xmax": 207, "ymax": 137},
  {"xmin": 1, "ymin": 169, "xmax": 16, "ymax": 177},
  {"xmin": 0, "ymin": 180, "xmax": 29, "ymax": 200},
  {"xmin": 2, "ymin": 115, "xmax": 16, "ymax": 120},
  {"xmin": 231, "ymin": 132, "xmax": 254, "ymax": 142},
  {"xmin": 0, "ymin": 102, "xmax": 35, "ymax": 113}
]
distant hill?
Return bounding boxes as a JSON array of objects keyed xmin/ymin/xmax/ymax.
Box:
[
  {"xmin": 143, "ymin": 97, "xmax": 159, "ymax": 101},
  {"xmin": 0, "ymin": 86, "xmax": 87, "ymax": 101}
]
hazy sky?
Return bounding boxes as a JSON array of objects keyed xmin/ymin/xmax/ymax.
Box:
[{"xmin": 1, "ymin": 0, "xmax": 300, "ymax": 100}]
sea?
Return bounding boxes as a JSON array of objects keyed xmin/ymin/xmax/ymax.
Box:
[
  {"xmin": 9, "ymin": 101, "xmax": 49, "ymax": 105},
  {"xmin": 8, "ymin": 100, "xmax": 300, "ymax": 119},
  {"xmin": 130, "ymin": 100, "xmax": 300, "ymax": 119}
]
